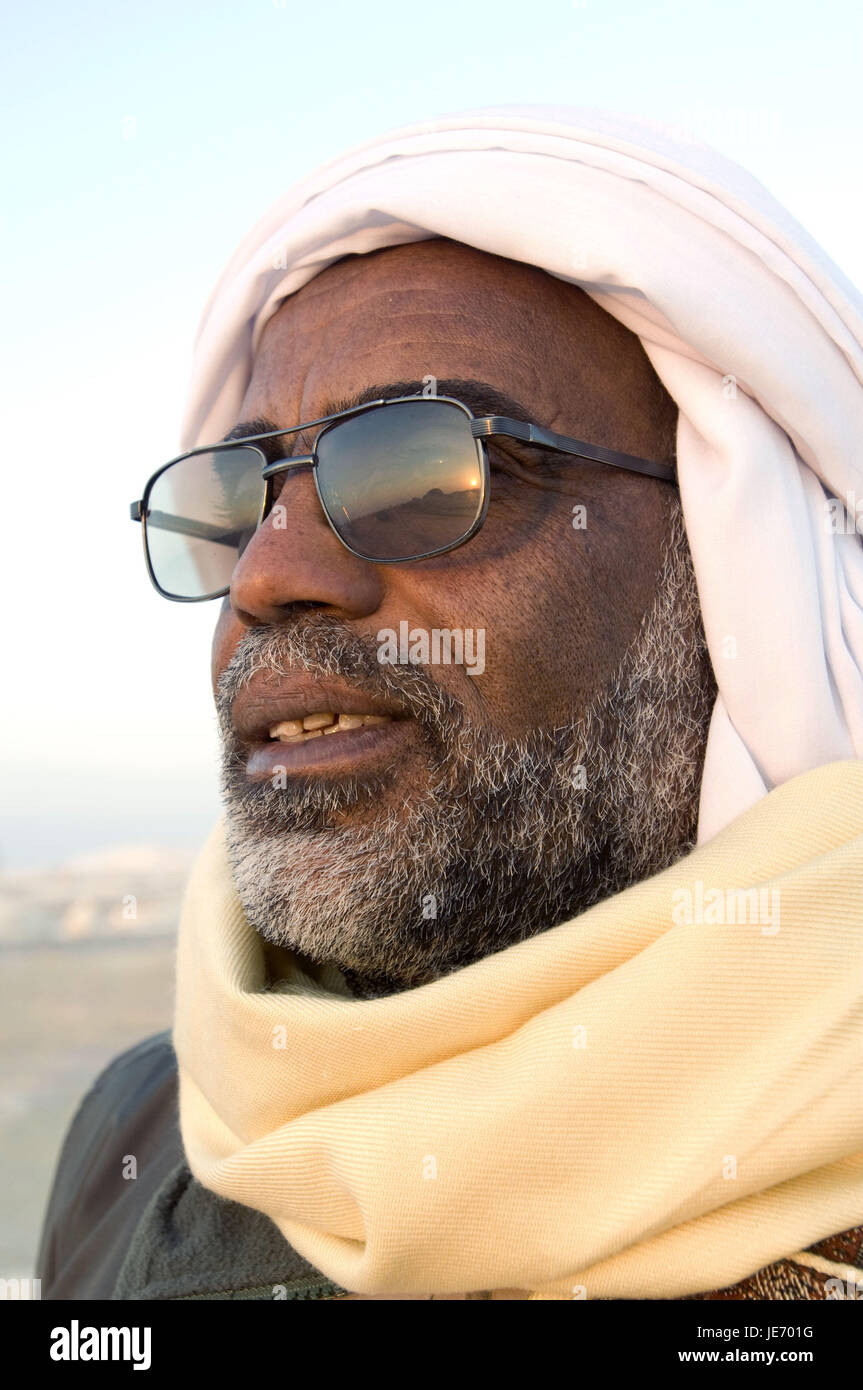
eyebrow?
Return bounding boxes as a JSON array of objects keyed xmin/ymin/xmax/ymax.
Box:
[{"xmin": 222, "ymin": 378, "xmax": 537, "ymax": 449}]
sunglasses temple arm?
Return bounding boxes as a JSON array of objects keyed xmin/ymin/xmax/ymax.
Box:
[
  {"xmin": 137, "ymin": 507, "xmax": 243, "ymax": 546},
  {"xmin": 471, "ymin": 417, "xmax": 677, "ymax": 484}
]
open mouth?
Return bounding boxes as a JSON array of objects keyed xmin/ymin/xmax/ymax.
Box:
[
  {"xmin": 232, "ymin": 680, "xmax": 414, "ymax": 780},
  {"xmin": 242, "ymin": 707, "xmax": 412, "ymax": 778},
  {"xmin": 268, "ymin": 711, "xmax": 395, "ymax": 746}
]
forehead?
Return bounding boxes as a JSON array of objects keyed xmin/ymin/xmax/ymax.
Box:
[
  {"xmin": 240, "ymin": 239, "xmax": 672, "ymax": 457},
  {"xmin": 243, "ymin": 241, "xmax": 609, "ymax": 424}
]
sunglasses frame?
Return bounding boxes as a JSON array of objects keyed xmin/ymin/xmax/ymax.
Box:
[{"xmin": 130, "ymin": 393, "xmax": 677, "ymax": 603}]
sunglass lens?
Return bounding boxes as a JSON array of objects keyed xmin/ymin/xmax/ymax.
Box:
[
  {"xmin": 144, "ymin": 446, "xmax": 263, "ymax": 599},
  {"xmin": 315, "ymin": 401, "xmax": 485, "ymax": 561}
]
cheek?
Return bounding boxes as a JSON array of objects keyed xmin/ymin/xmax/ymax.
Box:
[
  {"xmin": 481, "ymin": 553, "xmax": 599, "ymax": 726},
  {"xmin": 413, "ymin": 486, "xmax": 663, "ymax": 733},
  {"xmin": 211, "ymin": 600, "xmax": 238, "ymax": 694},
  {"xmin": 402, "ymin": 535, "xmax": 594, "ymax": 735}
]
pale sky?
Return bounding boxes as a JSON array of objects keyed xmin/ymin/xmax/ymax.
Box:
[{"xmin": 2, "ymin": 0, "xmax": 862, "ymax": 866}]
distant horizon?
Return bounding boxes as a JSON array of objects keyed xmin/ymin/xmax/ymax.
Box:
[
  {"xmin": 2, "ymin": 837, "xmax": 202, "ymax": 876},
  {"xmin": 0, "ymin": 760, "xmax": 222, "ymax": 871}
]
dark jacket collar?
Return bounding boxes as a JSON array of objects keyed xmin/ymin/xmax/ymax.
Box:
[{"xmin": 114, "ymin": 1161, "xmax": 346, "ymax": 1301}]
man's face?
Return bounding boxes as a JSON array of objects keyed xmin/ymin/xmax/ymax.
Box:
[{"xmin": 212, "ymin": 240, "xmax": 714, "ymax": 994}]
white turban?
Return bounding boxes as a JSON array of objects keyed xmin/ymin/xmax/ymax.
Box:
[{"xmin": 179, "ymin": 106, "xmax": 863, "ymax": 842}]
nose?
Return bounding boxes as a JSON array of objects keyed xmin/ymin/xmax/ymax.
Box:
[{"xmin": 228, "ymin": 466, "xmax": 384, "ymax": 626}]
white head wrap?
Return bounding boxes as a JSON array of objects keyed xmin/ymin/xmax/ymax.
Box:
[{"xmin": 180, "ymin": 106, "xmax": 863, "ymax": 842}]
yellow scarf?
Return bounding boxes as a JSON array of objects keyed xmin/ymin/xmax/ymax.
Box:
[{"xmin": 174, "ymin": 760, "xmax": 863, "ymax": 1299}]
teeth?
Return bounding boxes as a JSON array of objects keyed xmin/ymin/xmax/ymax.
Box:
[
  {"xmin": 337, "ymin": 714, "xmax": 365, "ymax": 730},
  {"xmin": 270, "ymin": 719, "xmax": 303, "ymax": 739},
  {"xmin": 270, "ymin": 711, "xmax": 394, "ymax": 743},
  {"xmin": 303, "ymin": 712, "xmax": 335, "ymax": 730}
]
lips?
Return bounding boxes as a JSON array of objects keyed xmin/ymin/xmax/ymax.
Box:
[{"xmin": 232, "ymin": 677, "xmax": 411, "ymax": 778}]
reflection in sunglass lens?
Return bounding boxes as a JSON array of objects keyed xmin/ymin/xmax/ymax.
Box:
[
  {"xmin": 315, "ymin": 401, "xmax": 484, "ymax": 560},
  {"xmin": 144, "ymin": 446, "xmax": 263, "ymax": 599}
]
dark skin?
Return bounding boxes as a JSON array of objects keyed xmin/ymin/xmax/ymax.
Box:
[{"xmin": 212, "ymin": 239, "xmax": 679, "ymax": 800}]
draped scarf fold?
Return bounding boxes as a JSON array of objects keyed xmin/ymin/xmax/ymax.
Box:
[{"xmin": 174, "ymin": 760, "xmax": 863, "ymax": 1299}]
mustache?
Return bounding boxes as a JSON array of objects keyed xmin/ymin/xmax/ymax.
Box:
[{"xmin": 215, "ymin": 615, "xmax": 467, "ymax": 738}]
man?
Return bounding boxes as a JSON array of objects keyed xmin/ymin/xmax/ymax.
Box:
[{"xmin": 38, "ymin": 108, "xmax": 863, "ymax": 1300}]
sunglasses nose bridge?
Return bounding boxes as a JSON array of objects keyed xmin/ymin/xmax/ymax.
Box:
[{"xmin": 261, "ymin": 453, "xmax": 316, "ymax": 481}]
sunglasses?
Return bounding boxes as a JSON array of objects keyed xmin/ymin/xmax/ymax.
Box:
[{"xmin": 130, "ymin": 394, "xmax": 676, "ymax": 602}]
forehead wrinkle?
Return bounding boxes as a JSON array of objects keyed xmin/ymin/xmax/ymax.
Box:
[
  {"xmin": 257, "ymin": 250, "xmax": 540, "ymax": 368},
  {"xmin": 249, "ymin": 246, "xmax": 674, "ymax": 461}
]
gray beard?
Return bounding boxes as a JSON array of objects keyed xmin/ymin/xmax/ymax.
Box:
[{"xmin": 218, "ymin": 504, "xmax": 715, "ymax": 996}]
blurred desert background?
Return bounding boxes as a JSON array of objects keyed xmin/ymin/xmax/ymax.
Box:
[{"xmin": 0, "ymin": 845, "xmax": 195, "ymax": 1281}]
